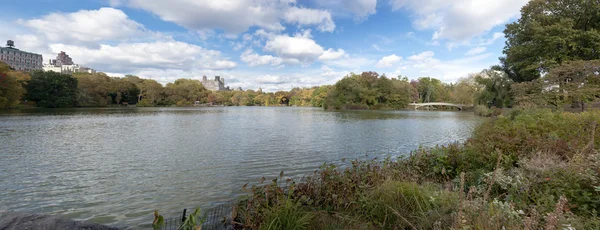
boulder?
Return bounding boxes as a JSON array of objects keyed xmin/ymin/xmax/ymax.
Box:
[{"xmin": 0, "ymin": 211, "xmax": 118, "ymax": 230}]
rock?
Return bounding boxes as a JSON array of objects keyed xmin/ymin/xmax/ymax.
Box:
[{"xmin": 0, "ymin": 211, "xmax": 119, "ymax": 230}]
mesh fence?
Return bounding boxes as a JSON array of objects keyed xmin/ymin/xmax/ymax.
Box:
[{"xmin": 159, "ymin": 202, "xmax": 234, "ymax": 230}]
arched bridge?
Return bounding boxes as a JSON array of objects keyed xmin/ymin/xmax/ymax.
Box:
[{"xmin": 408, "ymin": 102, "xmax": 473, "ymax": 110}]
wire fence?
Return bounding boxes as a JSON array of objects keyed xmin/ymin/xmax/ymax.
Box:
[{"xmin": 159, "ymin": 202, "xmax": 234, "ymax": 230}]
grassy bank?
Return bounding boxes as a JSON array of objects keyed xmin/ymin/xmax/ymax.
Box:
[{"xmin": 232, "ymin": 109, "xmax": 600, "ymax": 230}]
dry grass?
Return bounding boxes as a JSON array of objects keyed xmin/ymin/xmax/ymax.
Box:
[{"xmin": 232, "ymin": 110, "xmax": 600, "ymax": 230}]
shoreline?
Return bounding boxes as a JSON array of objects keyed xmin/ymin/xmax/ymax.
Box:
[{"xmin": 228, "ymin": 109, "xmax": 600, "ymax": 229}]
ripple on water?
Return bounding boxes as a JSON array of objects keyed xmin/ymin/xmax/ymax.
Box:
[{"xmin": 0, "ymin": 107, "xmax": 485, "ymax": 228}]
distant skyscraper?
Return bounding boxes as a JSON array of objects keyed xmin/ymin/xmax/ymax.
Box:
[{"xmin": 0, "ymin": 40, "xmax": 43, "ymax": 71}]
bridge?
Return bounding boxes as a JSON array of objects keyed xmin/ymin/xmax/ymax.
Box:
[{"xmin": 408, "ymin": 102, "xmax": 473, "ymax": 110}]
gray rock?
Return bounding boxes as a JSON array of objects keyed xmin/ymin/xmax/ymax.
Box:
[{"xmin": 0, "ymin": 211, "xmax": 119, "ymax": 230}]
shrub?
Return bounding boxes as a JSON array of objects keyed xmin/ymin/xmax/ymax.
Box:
[
  {"xmin": 259, "ymin": 200, "xmax": 313, "ymax": 230},
  {"xmin": 343, "ymin": 103, "xmax": 370, "ymax": 110},
  {"xmin": 361, "ymin": 181, "xmax": 456, "ymax": 229},
  {"xmin": 232, "ymin": 109, "xmax": 600, "ymax": 229},
  {"xmin": 136, "ymin": 99, "xmax": 155, "ymax": 107},
  {"xmin": 406, "ymin": 144, "xmax": 463, "ymax": 182},
  {"xmin": 464, "ymin": 109, "xmax": 600, "ymax": 170},
  {"xmin": 474, "ymin": 105, "xmax": 494, "ymax": 117}
]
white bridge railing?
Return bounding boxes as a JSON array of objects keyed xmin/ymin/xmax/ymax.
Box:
[{"xmin": 408, "ymin": 102, "xmax": 473, "ymax": 110}]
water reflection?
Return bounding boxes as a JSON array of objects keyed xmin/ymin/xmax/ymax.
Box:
[{"xmin": 0, "ymin": 107, "xmax": 484, "ymax": 229}]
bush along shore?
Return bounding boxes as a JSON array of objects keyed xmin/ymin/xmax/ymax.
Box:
[{"xmin": 230, "ymin": 110, "xmax": 600, "ymax": 230}]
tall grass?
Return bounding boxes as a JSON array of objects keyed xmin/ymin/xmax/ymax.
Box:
[{"xmin": 233, "ymin": 110, "xmax": 600, "ymax": 229}]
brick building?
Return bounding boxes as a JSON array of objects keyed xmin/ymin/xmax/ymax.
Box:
[{"xmin": 0, "ymin": 40, "xmax": 43, "ymax": 71}]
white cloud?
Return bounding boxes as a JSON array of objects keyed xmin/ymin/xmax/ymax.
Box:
[
  {"xmin": 127, "ymin": 0, "xmax": 285, "ymax": 34},
  {"xmin": 465, "ymin": 46, "xmax": 487, "ymax": 56},
  {"xmin": 264, "ymin": 31, "xmax": 324, "ymax": 63},
  {"xmin": 256, "ymin": 75, "xmax": 289, "ymax": 84},
  {"xmin": 19, "ymin": 8, "xmax": 145, "ymax": 46},
  {"xmin": 125, "ymin": 0, "xmax": 340, "ymax": 35},
  {"xmin": 390, "ymin": 0, "xmax": 528, "ymax": 41},
  {"xmin": 48, "ymin": 41, "xmax": 237, "ymax": 72},
  {"xmin": 240, "ymin": 49, "xmax": 284, "ymax": 67},
  {"xmin": 122, "ymin": 68, "xmax": 242, "ymax": 86},
  {"xmin": 393, "ymin": 50, "xmax": 494, "ymax": 82},
  {"xmin": 318, "ymin": 48, "xmax": 347, "ymax": 61},
  {"xmin": 480, "ymin": 32, "xmax": 504, "ymax": 45},
  {"xmin": 108, "ymin": 0, "xmax": 123, "ymax": 7},
  {"xmin": 344, "ymin": 0, "xmax": 378, "ymax": 19},
  {"xmin": 446, "ymin": 42, "xmax": 458, "ymax": 51},
  {"xmin": 312, "ymin": 0, "xmax": 377, "ymax": 20},
  {"xmin": 213, "ymin": 60, "xmax": 238, "ymax": 70},
  {"xmin": 250, "ymin": 66, "xmax": 349, "ymax": 91},
  {"xmin": 375, "ymin": 54, "xmax": 402, "ymax": 68},
  {"xmin": 321, "ymin": 56, "xmax": 374, "ymax": 69},
  {"xmin": 408, "ymin": 51, "xmax": 435, "ymax": 61},
  {"xmin": 284, "ymin": 7, "xmax": 335, "ymax": 32}
]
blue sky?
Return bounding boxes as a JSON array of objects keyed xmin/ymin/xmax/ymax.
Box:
[{"xmin": 1, "ymin": 0, "xmax": 529, "ymax": 91}]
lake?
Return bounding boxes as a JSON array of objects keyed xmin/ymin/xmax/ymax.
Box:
[{"xmin": 0, "ymin": 107, "xmax": 485, "ymax": 228}]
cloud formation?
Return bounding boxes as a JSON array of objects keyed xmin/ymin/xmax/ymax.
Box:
[
  {"xmin": 465, "ymin": 47, "xmax": 487, "ymax": 56},
  {"xmin": 264, "ymin": 31, "xmax": 325, "ymax": 63},
  {"xmin": 19, "ymin": 8, "xmax": 144, "ymax": 45},
  {"xmin": 376, "ymin": 54, "xmax": 402, "ymax": 68},
  {"xmin": 126, "ymin": 0, "xmax": 337, "ymax": 34},
  {"xmin": 390, "ymin": 0, "xmax": 527, "ymax": 41},
  {"xmin": 49, "ymin": 41, "xmax": 237, "ymax": 72}
]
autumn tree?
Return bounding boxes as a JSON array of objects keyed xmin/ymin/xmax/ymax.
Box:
[
  {"xmin": 165, "ymin": 79, "xmax": 208, "ymax": 105},
  {"xmin": 137, "ymin": 79, "xmax": 165, "ymax": 106},
  {"xmin": 0, "ymin": 61, "xmax": 28, "ymax": 108},
  {"xmin": 449, "ymin": 76, "xmax": 480, "ymax": 105},
  {"xmin": 73, "ymin": 73, "xmax": 112, "ymax": 107}
]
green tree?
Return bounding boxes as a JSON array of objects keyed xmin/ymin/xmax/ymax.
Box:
[
  {"xmin": 501, "ymin": 0, "xmax": 600, "ymax": 82},
  {"xmin": 310, "ymin": 85, "xmax": 330, "ymax": 107},
  {"xmin": 414, "ymin": 77, "xmax": 448, "ymax": 103},
  {"xmin": 474, "ymin": 68, "xmax": 513, "ymax": 108},
  {"xmin": 26, "ymin": 71, "xmax": 78, "ymax": 108},
  {"xmin": 324, "ymin": 72, "xmax": 414, "ymax": 109},
  {"xmin": 545, "ymin": 60, "xmax": 600, "ymax": 111},
  {"xmin": 109, "ymin": 78, "xmax": 140, "ymax": 105}
]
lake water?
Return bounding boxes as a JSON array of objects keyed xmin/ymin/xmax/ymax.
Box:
[{"xmin": 0, "ymin": 107, "xmax": 485, "ymax": 228}]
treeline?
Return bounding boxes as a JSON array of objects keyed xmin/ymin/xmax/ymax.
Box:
[
  {"xmin": 0, "ymin": 61, "xmax": 487, "ymax": 110},
  {"xmin": 0, "ymin": 62, "xmax": 334, "ymax": 108},
  {"xmin": 1, "ymin": 0, "xmax": 599, "ymax": 110},
  {"xmin": 3, "ymin": 61, "xmax": 596, "ymax": 111},
  {"xmin": 323, "ymin": 0, "xmax": 600, "ymax": 111},
  {"xmin": 322, "ymin": 72, "xmax": 484, "ymax": 110}
]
